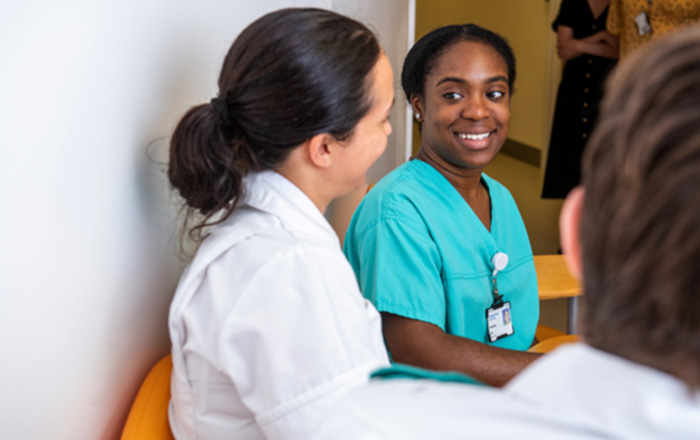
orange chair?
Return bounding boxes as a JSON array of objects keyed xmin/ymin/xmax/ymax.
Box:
[
  {"xmin": 535, "ymin": 324, "xmax": 567, "ymax": 342},
  {"xmin": 121, "ymin": 354, "xmax": 175, "ymax": 440},
  {"xmin": 529, "ymin": 334, "xmax": 579, "ymax": 353}
]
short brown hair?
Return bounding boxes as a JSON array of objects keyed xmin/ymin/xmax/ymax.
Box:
[{"xmin": 580, "ymin": 25, "xmax": 700, "ymax": 388}]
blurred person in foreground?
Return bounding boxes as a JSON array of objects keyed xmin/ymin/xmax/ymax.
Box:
[{"xmin": 316, "ymin": 25, "xmax": 700, "ymax": 439}]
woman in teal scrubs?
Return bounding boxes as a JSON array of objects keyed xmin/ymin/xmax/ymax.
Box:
[{"xmin": 344, "ymin": 24, "xmax": 541, "ymax": 387}]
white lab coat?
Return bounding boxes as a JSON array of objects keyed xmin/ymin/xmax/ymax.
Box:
[
  {"xmin": 168, "ymin": 170, "xmax": 389, "ymax": 440},
  {"xmin": 315, "ymin": 344, "xmax": 700, "ymax": 439}
]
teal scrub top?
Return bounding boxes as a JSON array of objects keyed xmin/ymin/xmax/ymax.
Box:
[
  {"xmin": 344, "ymin": 160, "xmax": 539, "ymax": 351},
  {"xmin": 371, "ymin": 363, "xmax": 483, "ymax": 386}
]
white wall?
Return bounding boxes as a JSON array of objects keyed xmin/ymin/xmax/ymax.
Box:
[
  {"xmin": 0, "ymin": 1, "xmax": 411, "ymax": 438},
  {"xmin": 324, "ymin": 0, "xmax": 415, "ymax": 244}
]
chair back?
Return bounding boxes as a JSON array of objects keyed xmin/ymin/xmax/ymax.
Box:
[
  {"xmin": 529, "ymin": 335, "xmax": 579, "ymax": 354},
  {"xmin": 121, "ymin": 354, "xmax": 175, "ymax": 440}
]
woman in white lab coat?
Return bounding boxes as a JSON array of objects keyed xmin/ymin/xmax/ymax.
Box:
[{"xmin": 166, "ymin": 8, "xmax": 393, "ymax": 440}]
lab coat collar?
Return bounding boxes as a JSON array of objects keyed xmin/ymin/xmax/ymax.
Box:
[
  {"xmin": 235, "ymin": 170, "xmax": 340, "ymax": 247},
  {"xmin": 171, "ymin": 170, "xmax": 340, "ymax": 343},
  {"xmin": 507, "ymin": 344, "xmax": 700, "ymax": 438}
]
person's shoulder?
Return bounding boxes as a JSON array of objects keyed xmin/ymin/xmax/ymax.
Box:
[
  {"xmin": 352, "ymin": 161, "xmax": 427, "ymax": 223},
  {"xmin": 210, "ymin": 227, "xmax": 353, "ymax": 316},
  {"xmin": 370, "ymin": 160, "xmax": 427, "ymax": 195},
  {"xmin": 204, "ymin": 205, "xmax": 337, "ymax": 280},
  {"xmin": 367, "ymin": 160, "xmax": 447, "ymax": 208},
  {"xmin": 555, "ymin": 0, "xmax": 581, "ymax": 21},
  {"xmin": 171, "ymin": 210, "xmax": 315, "ymax": 327},
  {"xmin": 315, "ymin": 379, "xmax": 508, "ymax": 439},
  {"xmin": 317, "ymin": 375, "xmax": 613, "ymax": 439}
]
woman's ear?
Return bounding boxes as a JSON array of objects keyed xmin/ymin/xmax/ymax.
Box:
[
  {"xmin": 305, "ymin": 133, "xmax": 334, "ymax": 169},
  {"xmin": 560, "ymin": 186, "xmax": 585, "ymax": 280},
  {"xmin": 410, "ymin": 95, "xmax": 424, "ymax": 122}
]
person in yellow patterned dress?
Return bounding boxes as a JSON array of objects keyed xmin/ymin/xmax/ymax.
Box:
[{"xmin": 607, "ymin": 0, "xmax": 700, "ymax": 58}]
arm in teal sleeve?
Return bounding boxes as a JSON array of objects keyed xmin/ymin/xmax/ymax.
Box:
[{"xmin": 351, "ymin": 216, "xmax": 447, "ymax": 330}]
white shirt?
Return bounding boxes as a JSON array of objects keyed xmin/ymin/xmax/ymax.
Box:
[
  {"xmin": 315, "ymin": 344, "xmax": 700, "ymax": 439},
  {"xmin": 168, "ymin": 171, "xmax": 389, "ymax": 440}
]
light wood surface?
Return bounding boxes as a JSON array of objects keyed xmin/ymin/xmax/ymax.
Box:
[
  {"xmin": 534, "ymin": 255, "xmax": 582, "ymax": 300},
  {"xmin": 529, "ymin": 334, "xmax": 580, "ymax": 353}
]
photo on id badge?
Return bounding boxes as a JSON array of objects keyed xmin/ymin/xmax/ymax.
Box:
[{"xmin": 487, "ymin": 301, "xmax": 514, "ymax": 343}]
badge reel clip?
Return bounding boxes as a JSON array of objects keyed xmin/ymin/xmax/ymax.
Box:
[
  {"xmin": 486, "ymin": 252, "xmax": 514, "ymax": 343},
  {"xmin": 490, "ymin": 252, "xmax": 508, "ymax": 307}
]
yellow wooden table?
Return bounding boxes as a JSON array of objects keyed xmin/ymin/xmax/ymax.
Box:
[{"xmin": 533, "ymin": 255, "xmax": 582, "ymax": 334}]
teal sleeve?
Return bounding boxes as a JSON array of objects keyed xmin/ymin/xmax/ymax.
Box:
[
  {"xmin": 352, "ymin": 216, "xmax": 447, "ymax": 330},
  {"xmin": 371, "ymin": 363, "xmax": 484, "ymax": 386}
]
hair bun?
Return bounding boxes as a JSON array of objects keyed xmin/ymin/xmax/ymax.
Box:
[{"xmin": 210, "ymin": 96, "xmax": 231, "ymax": 127}]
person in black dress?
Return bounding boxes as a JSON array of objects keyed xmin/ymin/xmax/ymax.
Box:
[{"xmin": 541, "ymin": 0, "xmax": 618, "ymax": 199}]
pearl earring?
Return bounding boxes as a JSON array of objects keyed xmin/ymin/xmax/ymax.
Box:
[{"xmin": 415, "ymin": 113, "xmax": 421, "ymax": 120}]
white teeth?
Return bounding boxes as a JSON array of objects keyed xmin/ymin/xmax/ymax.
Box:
[{"xmin": 458, "ymin": 132, "xmax": 491, "ymax": 140}]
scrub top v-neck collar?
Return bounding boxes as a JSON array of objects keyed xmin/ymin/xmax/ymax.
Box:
[{"xmin": 414, "ymin": 158, "xmax": 500, "ymax": 250}]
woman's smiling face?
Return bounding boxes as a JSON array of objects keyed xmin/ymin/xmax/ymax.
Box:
[{"xmin": 412, "ymin": 40, "xmax": 510, "ymax": 172}]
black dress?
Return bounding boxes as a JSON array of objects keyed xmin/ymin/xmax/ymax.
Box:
[{"xmin": 541, "ymin": 0, "xmax": 617, "ymax": 199}]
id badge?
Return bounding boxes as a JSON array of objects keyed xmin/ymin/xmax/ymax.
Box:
[
  {"xmin": 486, "ymin": 301, "xmax": 514, "ymax": 343},
  {"xmin": 634, "ymin": 12, "xmax": 652, "ymax": 36}
]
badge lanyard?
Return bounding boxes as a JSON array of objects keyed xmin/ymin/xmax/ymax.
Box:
[
  {"xmin": 634, "ymin": 0, "xmax": 653, "ymax": 36},
  {"xmin": 485, "ymin": 252, "xmax": 514, "ymax": 343}
]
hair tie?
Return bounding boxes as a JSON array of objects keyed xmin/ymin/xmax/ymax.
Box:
[{"xmin": 210, "ymin": 95, "xmax": 231, "ymax": 125}]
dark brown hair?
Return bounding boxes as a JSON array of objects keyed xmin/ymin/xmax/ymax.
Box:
[
  {"xmin": 168, "ymin": 8, "xmax": 380, "ymax": 241},
  {"xmin": 580, "ymin": 25, "xmax": 700, "ymax": 388}
]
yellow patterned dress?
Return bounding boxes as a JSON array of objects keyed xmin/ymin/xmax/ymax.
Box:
[{"xmin": 607, "ymin": 0, "xmax": 700, "ymax": 58}]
